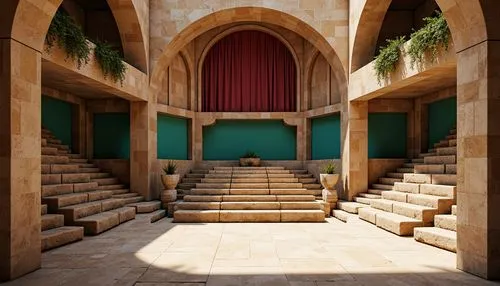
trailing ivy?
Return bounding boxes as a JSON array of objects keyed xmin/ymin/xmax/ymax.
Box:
[
  {"xmin": 408, "ymin": 12, "xmax": 450, "ymax": 67},
  {"xmin": 94, "ymin": 41, "xmax": 127, "ymax": 84},
  {"xmin": 45, "ymin": 10, "xmax": 90, "ymax": 68},
  {"xmin": 373, "ymin": 36, "xmax": 406, "ymax": 83}
]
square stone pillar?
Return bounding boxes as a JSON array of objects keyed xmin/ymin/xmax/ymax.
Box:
[
  {"xmin": 0, "ymin": 39, "xmax": 41, "ymax": 281},
  {"xmin": 456, "ymin": 40, "xmax": 500, "ymax": 280},
  {"xmin": 130, "ymin": 101, "xmax": 157, "ymax": 200},
  {"xmin": 341, "ymin": 101, "xmax": 368, "ymax": 200}
]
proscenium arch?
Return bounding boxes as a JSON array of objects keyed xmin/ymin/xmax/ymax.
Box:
[
  {"xmin": 6, "ymin": 0, "xmax": 148, "ymax": 72},
  {"xmin": 197, "ymin": 25, "xmax": 302, "ymax": 112},
  {"xmin": 350, "ymin": 0, "xmax": 489, "ymax": 73},
  {"xmin": 150, "ymin": 7, "xmax": 347, "ymax": 97}
]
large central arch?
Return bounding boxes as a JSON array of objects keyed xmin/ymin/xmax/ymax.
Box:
[{"xmin": 149, "ymin": 7, "xmax": 348, "ymax": 94}]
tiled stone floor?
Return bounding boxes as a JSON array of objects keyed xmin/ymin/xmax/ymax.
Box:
[{"xmin": 4, "ymin": 215, "xmax": 497, "ymax": 286}]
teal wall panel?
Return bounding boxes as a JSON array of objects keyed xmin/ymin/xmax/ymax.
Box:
[
  {"xmin": 428, "ymin": 97, "xmax": 457, "ymax": 147},
  {"xmin": 42, "ymin": 95, "xmax": 73, "ymax": 148},
  {"xmin": 368, "ymin": 113, "xmax": 407, "ymax": 158},
  {"xmin": 311, "ymin": 114, "xmax": 341, "ymax": 159},
  {"xmin": 157, "ymin": 114, "xmax": 189, "ymax": 160},
  {"xmin": 203, "ymin": 120, "xmax": 296, "ymax": 160},
  {"xmin": 93, "ymin": 113, "xmax": 130, "ymax": 159}
]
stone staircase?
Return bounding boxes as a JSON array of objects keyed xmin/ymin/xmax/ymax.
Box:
[
  {"xmin": 41, "ymin": 128, "xmax": 163, "ymax": 251},
  {"xmin": 173, "ymin": 166, "xmax": 326, "ymax": 222},
  {"xmin": 336, "ymin": 127, "xmax": 457, "ymax": 251}
]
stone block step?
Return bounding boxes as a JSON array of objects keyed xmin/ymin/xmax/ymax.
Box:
[
  {"xmin": 381, "ymin": 191, "xmax": 408, "ymax": 202},
  {"xmin": 303, "ymin": 183, "xmax": 322, "ymax": 189},
  {"xmin": 191, "ymin": 169, "xmax": 209, "ymax": 174},
  {"xmin": 79, "ymin": 168, "xmax": 100, "ymax": 173},
  {"xmin": 412, "ymin": 158, "xmax": 424, "ymax": 164},
  {"xmin": 379, "ymin": 177, "xmax": 402, "ymax": 185},
  {"xmin": 177, "ymin": 183, "xmax": 196, "ymax": 190},
  {"xmin": 41, "ymin": 204, "xmax": 48, "ymax": 215},
  {"xmin": 372, "ymin": 184, "xmax": 393, "ymax": 190},
  {"xmin": 42, "ymin": 174, "xmax": 62, "ymax": 185},
  {"xmin": 452, "ymin": 205, "xmax": 457, "ymax": 215},
  {"xmin": 221, "ymin": 195, "xmax": 274, "ymax": 202},
  {"xmin": 392, "ymin": 201, "xmax": 437, "ymax": 225},
  {"xmin": 354, "ymin": 197, "xmax": 374, "ymax": 205},
  {"xmin": 269, "ymin": 189, "xmax": 315, "ymax": 195},
  {"xmin": 42, "ymin": 184, "xmax": 73, "ymax": 197},
  {"xmin": 367, "ymin": 189, "xmax": 383, "ymax": 195},
  {"xmin": 41, "ymin": 226, "xmax": 84, "ymax": 252},
  {"xmin": 96, "ymin": 184, "xmax": 126, "ymax": 190},
  {"xmin": 269, "ymin": 178, "xmax": 299, "ymax": 183},
  {"xmin": 185, "ymin": 173, "xmax": 205, "ymax": 178},
  {"xmin": 419, "ymin": 184, "xmax": 456, "ymax": 198},
  {"xmin": 233, "ymin": 183, "xmax": 269, "ymax": 189},
  {"xmin": 449, "ymin": 139, "xmax": 457, "ymax": 147},
  {"xmin": 437, "ymin": 147, "xmax": 457, "ymax": 156},
  {"xmin": 58, "ymin": 150, "xmax": 69, "ymax": 155},
  {"xmin": 109, "ymin": 207, "xmax": 136, "ymax": 223},
  {"xmin": 173, "ymin": 209, "xmax": 324, "ymax": 222},
  {"xmin": 176, "ymin": 202, "xmax": 221, "ymax": 210},
  {"xmin": 358, "ymin": 193, "xmax": 381, "ymax": 199},
  {"xmin": 62, "ymin": 173, "xmax": 90, "ymax": 184},
  {"xmin": 358, "ymin": 207, "xmax": 387, "ymax": 224},
  {"xmin": 280, "ymin": 201, "xmax": 322, "ymax": 210},
  {"xmin": 174, "ymin": 210, "xmax": 220, "ymax": 223},
  {"xmin": 220, "ymin": 202, "xmax": 280, "ymax": 210},
  {"xmin": 228, "ymin": 178, "xmax": 267, "ymax": 183},
  {"xmin": 407, "ymin": 193, "xmax": 454, "ymax": 213},
  {"xmin": 91, "ymin": 177, "xmax": 119, "ymax": 185},
  {"xmin": 332, "ymin": 209, "xmax": 353, "ymax": 222},
  {"xmin": 281, "ymin": 210, "xmax": 325, "ymax": 222},
  {"xmin": 414, "ymin": 227, "xmax": 456, "ymax": 252},
  {"xmin": 337, "ymin": 201, "xmax": 369, "ymax": 214},
  {"xmin": 404, "ymin": 174, "xmax": 431, "ymax": 184},
  {"xmin": 196, "ymin": 183, "xmax": 231, "ymax": 189},
  {"xmin": 88, "ymin": 190, "xmax": 114, "ymax": 202},
  {"xmin": 149, "ymin": 209, "xmax": 166, "ymax": 223},
  {"xmin": 191, "ymin": 189, "xmax": 230, "ymax": 195},
  {"xmin": 393, "ymin": 182, "xmax": 420, "ymax": 194},
  {"xmin": 121, "ymin": 196, "xmax": 144, "ymax": 204},
  {"xmin": 69, "ymin": 158, "xmax": 88, "ymax": 164},
  {"xmin": 46, "ymin": 138, "xmax": 62, "ymax": 145},
  {"xmin": 445, "ymin": 164, "xmax": 457, "ymax": 174},
  {"xmin": 101, "ymin": 198, "xmax": 126, "ymax": 211},
  {"xmin": 418, "ymin": 152, "xmax": 437, "ymax": 158},
  {"xmin": 58, "ymin": 201, "xmax": 103, "ymax": 223},
  {"xmin": 276, "ymin": 195, "xmax": 317, "ymax": 201},
  {"xmin": 424, "ymin": 155, "xmax": 456, "ymax": 165},
  {"xmin": 293, "ymin": 174, "xmax": 313, "ymax": 178},
  {"xmin": 434, "ymin": 141, "xmax": 450, "ymax": 148},
  {"xmin": 434, "ymin": 214, "xmax": 457, "ymax": 231},
  {"xmin": 397, "ymin": 168, "xmax": 414, "ymax": 173},
  {"xmin": 184, "ymin": 195, "xmax": 223, "ymax": 202},
  {"xmin": 229, "ymin": 188, "xmax": 270, "ymax": 195},
  {"xmin": 266, "ymin": 170, "xmax": 291, "ymax": 174},
  {"xmin": 297, "ymin": 178, "xmax": 316, "ymax": 184},
  {"xmin": 67, "ymin": 154, "xmax": 82, "ymax": 159},
  {"xmin": 43, "ymin": 193, "xmax": 89, "ymax": 211},
  {"xmin": 387, "ymin": 173, "xmax": 404, "ymax": 179},
  {"xmin": 113, "ymin": 193, "xmax": 139, "ymax": 199},
  {"xmin": 375, "ymin": 211, "xmax": 423, "ymax": 236},
  {"xmin": 46, "ymin": 143, "xmax": 70, "ymax": 151},
  {"xmin": 41, "ymin": 214, "xmax": 64, "ymax": 231},
  {"xmin": 290, "ymin": 170, "xmax": 308, "ymax": 174},
  {"xmin": 269, "ymin": 183, "xmax": 303, "ymax": 189},
  {"xmin": 414, "ymin": 164, "xmax": 445, "ymax": 174},
  {"xmin": 111, "ymin": 189, "xmax": 130, "ymax": 195},
  {"xmin": 88, "ymin": 173, "xmax": 110, "ymax": 179},
  {"xmin": 431, "ymin": 174, "xmax": 457, "ymax": 185},
  {"xmin": 41, "ymin": 147, "xmax": 59, "ymax": 155},
  {"xmin": 74, "ymin": 211, "xmax": 120, "ymax": 235},
  {"xmin": 73, "ymin": 182, "xmax": 99, "ymax": 193},
  {"xmin": 183, "ymin": 178, "xmax": 204, "ymax": 183},
  {"xmin": 46, "ymin": 164, "xmax": 81, "ymax": 174},
  {"xmin": 127, "ymin": 201, "xmax": 161, "ymax": 213},
  {"xmin": 403, "ymin": 163, "xmax": 415, "ymax": 168}
]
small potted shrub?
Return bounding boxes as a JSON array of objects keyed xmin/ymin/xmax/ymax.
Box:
[
  {"xmin": 160, "ymin": 161, "xmax": 179, "ymax": 205},
  {"xmin": 239, "ymin": 151, "xmax": 261, "ymax": 167},
  {"xmin": 320, "ymin": 161, "xmax": 339, "ymax": 190}
]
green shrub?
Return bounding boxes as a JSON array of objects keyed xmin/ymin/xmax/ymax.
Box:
[
  {"xmin": 46, "ymin": 10, "xmax": 91, "ymax": 68},
  {"xmin": 373, "ymin": 36, "xmax": 406, "ymax": 83},
  {"xmin": 241, "ymin": 151, "xmax": 259, "ymax": 158},
  {"xmin": 162, "ymin": 160, "xmax": 177, "ymax": 175},
  {"xmin": 94, "ymin": 40, "xmax": 127, "ymax": 84},
  {"xmin": 408, "ymin": 12, "xmax": 450, "ymax": 67},
  {"xmin": 322, "ymin": 161, "xmax": 336, "ymax": 174}
]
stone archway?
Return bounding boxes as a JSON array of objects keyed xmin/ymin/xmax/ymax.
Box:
[{"xmin": 349, "ymin": 0, "xmax": 500, "ymax": 279}]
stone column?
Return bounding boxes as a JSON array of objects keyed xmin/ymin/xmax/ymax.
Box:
[
  {"xmin": 341, "ymin": 101, "xmax": 368, "ymax": 200},
  {"xmin": 456, "ymin": 40, "xmax": 500, "ymax": 279},
  {"xmin": 130, "ymin": 101, "xmax": 156, "ymax": 200},
  {"xmin": 0, "ymin": 39, "xmax": 42, "ymax": 281}
]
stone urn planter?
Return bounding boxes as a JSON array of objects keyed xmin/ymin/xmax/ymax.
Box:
[
  {"xmin": 320, "ymin": 162, "xmax": 339, "ymax": 212},
  {"xmin": 161, "ymin": 174, "xmax": 180, "ymax": 190},
  {"xmin": 239, "ymin": 151, "xmax": 260, "ymax": 167},
  {"xmin": 320, "ymin": 173, "xmax": 339, "ymax": 190},
  {"xmin": 160, "ymin": 189, "xmax": 177, "ymax": 207},
  {"xmin": 161, "ymin": 161, "xmax": 179, "ymax": 208}
]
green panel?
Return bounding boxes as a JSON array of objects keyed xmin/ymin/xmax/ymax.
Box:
[
  {"xmin": 369, "ymin": 113, "xmax": 407, "ymax": 158},
  {"xmin": 42, "ymin": 95, "xmax": 73, "ymax": 149},
  {"xmin": 311, "ymin": 114, "xmax": 341, "ymax": 159},
  {"xmin": 157, "ymin": 114, "xmax": 189, "ymax": 160},
  {"xmin": 93, "ymin": 113, "xmax": 130, "ymax": 159},
  {"xmin": 428, "ymin": 97, "xmax": 457, "ymax": 147},
  {"xmin": 203, "ymin": 120, "xmax": 296, "ymax": 160}
]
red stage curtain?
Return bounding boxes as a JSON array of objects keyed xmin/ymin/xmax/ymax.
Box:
[{"xmin": 202, "ymin": 30, "xmax": 296, "ymax": 112}]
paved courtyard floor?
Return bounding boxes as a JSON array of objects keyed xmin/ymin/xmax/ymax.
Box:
[{"xmin": 4, "ymin": 215, "xmax": 498, "ymax": 286}]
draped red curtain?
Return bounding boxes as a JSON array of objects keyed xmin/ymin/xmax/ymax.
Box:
[{"xmin": 202, "ymin": 30, "xmax": 296, "ymax": 112}]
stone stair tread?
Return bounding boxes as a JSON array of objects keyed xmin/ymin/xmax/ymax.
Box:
[
  {"xmin": 41, "ymin": 226, "xmax": 84, "ymax": 252},
  {"xmin": 121, "ymin": 196, "xmax": 145, "ymax": 205},
  {"xmin": 74, "ymin": 211, "xmax": 121, "ymax": 235},
  {"xmin": 434, "ymin": 214, "xmax": 457, "ymax": 231},
  {"xmin": 96, "ymin": 184, "xmax": 126, "ymax": 190},
  {"xmin": 354, "ymin": 197, "xmax": 374, "ymax": 205},
  {"xmin": 367, "ymin": 189, "xmax": 383, "ymax": 195},
  {"xmin": 183, "ymin": 195, "xmax": 223, "ymax": 202},
  {"xmin": 373, "ymin": 210, "xmax": 423, "ymax": 236},
  {"xmin": 414, "ymin": 227, "xmax": 457, "ymax": 252},
  {"xmin": 332, "ymin": 209, "xmax": 357, "ymax": 222},
  {"xmin": 146, "ymin": 209, "xmax": 166, "ymax": 223},
  {"xmin": 358, "ymin": 193, "xmax": 382, "ymax": 199},
  {"xmin": 113, "ymin": 193, "xmax": 139, "ymax": 199},
  {"xmin": 41, "ymin": 214, "xmax": 65, "ymax": 231},
  {"xmin": 337, "ymin": 201, "xmax": 369, "ymax": 214},
  {"xmin": 407, "ymin": 193, "xmax": 454, "ymax": 210},
  {"xmin": 127, "ymin": 201, "xmax": 161, "ymax": 213},
  {"xmin": 372, "ymin": 184, "xmax": 393, "ymax": 190},
  {"xmin": 43, "ymin": 192, "xmax": 89, "ymax": 210}
]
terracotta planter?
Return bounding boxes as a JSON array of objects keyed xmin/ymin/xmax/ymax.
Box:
[
  {"xmin": 161, "ymin": 189, "xmax": 177, "ymax": 208},
  {"xmin": 161, "ymin": 174, "xmax": 180, "ymax": 190},
  {"xmin": 320, "ymin": 173, "xmax": 339, "ymax": 190},
  {"xmin": 239, "ymin": 157, "xmax": 261, "ymax": 167}
]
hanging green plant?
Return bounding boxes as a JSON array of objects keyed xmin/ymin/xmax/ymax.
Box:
[
  {"xmin": 94, "ymin": 40, "xmax": 127, "ymax": 84},
  {"xmin": 45, "ymin": 10, "xmax": 91, "ymax": 68},
  {"xmin": 408, "ymin": 12, "xmax": 451, "ymax": 67},
  {"xmin": 373, "ymin": 36, "xmax": 406, "ymax": 84}
]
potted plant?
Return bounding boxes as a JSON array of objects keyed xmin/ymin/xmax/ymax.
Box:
[
  {"xmin": 239, "ymin": 151, "xmax": 261, "ymax": 167},
  {"xmin": 320, "ymin": 161, "xmax": 339, "ymax": 190},
  {"xmin": 160, "ymin": 161, "xmax": 179, "ymax": 206}
]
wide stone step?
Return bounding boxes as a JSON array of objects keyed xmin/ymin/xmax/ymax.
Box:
[
  {"xmin": 101, "ymin": 198, "xmax": 126, "ymax": 211},
  {"xmin": 173, "ymin": 209, "xmax": 324, "ymax": 222},
  {"xmin": 276, "ymin": 195, "xmax": 317, "ymax": 201},
  {"xmin": 228, "ymin": 178, "xmax": 267, "ymax": 183},
  {"xmin": 414, "ymin": 227, "xmax": 456, "ymax": 252},
  {"xmin": 233, "ymin": 183, "xmax": 269, "ymax": 189},
  {"xmin": 379, "ymin": 177, "xmax": 402, "ymax": 185},
  {"xmin": 419, "ymin": 184, "xmax": 456, "ymax": 198},
  {"xmin": 42, "ymin": 174, "xmax": 62, "ymax": 185},
  {"xmin": 70, "ymin": 158, "xmax": 88, "ymax": 164},
  {"xmin": 91, "ymin": 177, "xmax": 119, "ymax": 186},
  {"xmin": 44, "ymin": 164, "xmax": 81, "ymax": 174},
  {"xmin": 88, "ymin": 173, "xmax": 110, "ymax": 179},
  {"xmin": 58, "ymin": 201, "xmax": 103, "ymax": 223},
  {"xmin": 74, "ymin": 211, "xmax": 120, "ymax": 235},
  {"xmin": 424, "ymin": 155, "xmax": 456, "ymax": 165},
  {"xmin": 196, "ymin": 183, "xmax": 231, "ymax": 189},
  {"xmin": 269, "ymin": 178, "xmax": 299, "ymax": 183},
  {"xmin": 269, "ymin": 183, "xmax": 302, "ymax": 189},
  {"xmin": 371, "ymin": 199, "xmax": 438, "ymax": 225},
  {"xmin": 449, "ymin": 139, "xmax": 457, "ymax": 147},
  {"xmin": 280, "ymin": 201, "xmax": 322, "ymax": 210},
  {"xmin": 372, "ymin": 184, "xmax": 393, "ymax": 190},
  {"xmin": 358, "ymin": 207, "xmax": 387, "ymax": 224},
  {"xmin": 386, "ymin": 173, "xmax": 404, "ymax": 179},
  {"xmin": 434, "ymin": 214, "xmax": 457, "ymax": 231},
  {"xmin": 41, "ymin": 226, "xmax": 84, "ymax": 252},
  {"xmin": 293, "ymin": 174, "xmax": 313, "ymax": 178},
  {"xmin": 41, "ymin": 147, "xmax": 59, "ymax": 155},
  {"xmin": 113, "ymin": 193, "xmax": 139, "ymax": 199},
  {"xmin": 397, "ymin": 168, "xmax": 414, "ymax": 173},
  {"xmin": 437, "ymin": 146, "xmax": 457, "ymax": 156},
  {"xmin": 418, "ymin": 152, "xmax": 437, "ymax": 158},
  {"xmin": 354, "ymin": 197, "xmax": 374, "ymax": 205},
  {"xmin": 414, "ymin": 164, "xmax": 445, "ymax": 174},
  {"xmin": 407, "ymin": 193, "xmax": 454, "ymax": 213},
  {"xmin": 67, "ymin": 154, "xmax": 82, "ymax": 159},
  {"xmin": 290, "ymin": 170, "xmax": 308, "ymax": 174},
  {"xmin": 434, "ymin": 140, "xmax": 450, "ymax": 148},
  {"xmin": 121, "ymin": 196, "xmax": 144, "ymax": 204},
  {"xmin": 184, "ymin": 195, "xmax": 223, "ymax": 202},
  {"xmin": 61, "ymin": 173, "xmax": 90, "ymax": 184},
  {"xmin": 191, "ymin": 188, "xmax": 230, "ymax": 195},
  {"xmin": 148, "ymin": 209, "xmax": 166, "ymax": 223},
  {"xmin": 42, "ymin": 184, "xmax": 73, "ymax": 197},
  {"xmin": 78, "ymin": 168, "xmax": 101, "ymax": 173},
  {"xmin": 41, "ymin": 214, "xmax": 64, "ymax": 231},
  {"xmin": 111, "ymin": 189, "xmax": 130, "ymax": 195},
  {"xmin": 367, "ymin": 189, "xmax": 383, "ymax": 195},
  {"xmin": 46, "ymin": 138, "xmax": 62, "ymax": 145},
  {"xmin": 127, "ymin": 201, "xmax": 161, "ymax": 213},
  {"xmin": 393, "ymin": 182, "xmax": 420, "ymax": 194},
  {"xmin": 404, "ymin": 174, "xmax": 432, "ymax": 184},
  {"xmin": 297, "ymin": 178, "xmax": 316, "ymax": 184},
  {"xmin": 43, "ymin": 193, "xmax": 89, "ymax": 211},
  {"xmin": 73, "ymin": 182, "xmax": 99, "ymax": 193},
  {"xmin": 222, "ymin": 195, "xmax": 275, "ymax": 202},
  {"xmin": 269, "ymin": 188, "xmax": 315, "ymax": 195},
  {"xmin": 174, "ymin": 210, "xmax": 220, "ymax": 222},
  {"xmin": 357, "ymin": 193, "xmax": 381, "ymax": 199},
  {"xmin": 375, "ymin": 211, "xmax": 423, "ymax": 236},
  {"xmin": 96, "ymin": 184, "xmax": 126, "ymax": 190},
  {"xmin": 46, "ymin": 143, "xmax": 70, "ymax": 151},
  {"xmin": 412, "ymin": 158, "xmax": 424, "ymax": 164},
  {"xmin": 184, "ymin": 178, "xmax": 205, "ymax": 183},
  {"xmin": 185, "ymin": 173, "xmax": 205, "ymax": 178},
  {"xmin": 381, "ymin": 191, "xmax": 408, "ymax": 202},
  {"xmin": 303, "ymin": 183, "xmax": 322, "ymax": 189},
  {"xmin": 337, "ymin": 201, "xmax": 369, "ymax": 214},
  {"xmin": 176, "ymin": 202, "xmax": 221, "ymax": 210},
  {"xmin": 229, "ymin": 188, "xmax": 270, "ymax": 195},
  {"xmin": 221, "ymin": 202, "xmax": 280, "ymax": 210}
]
